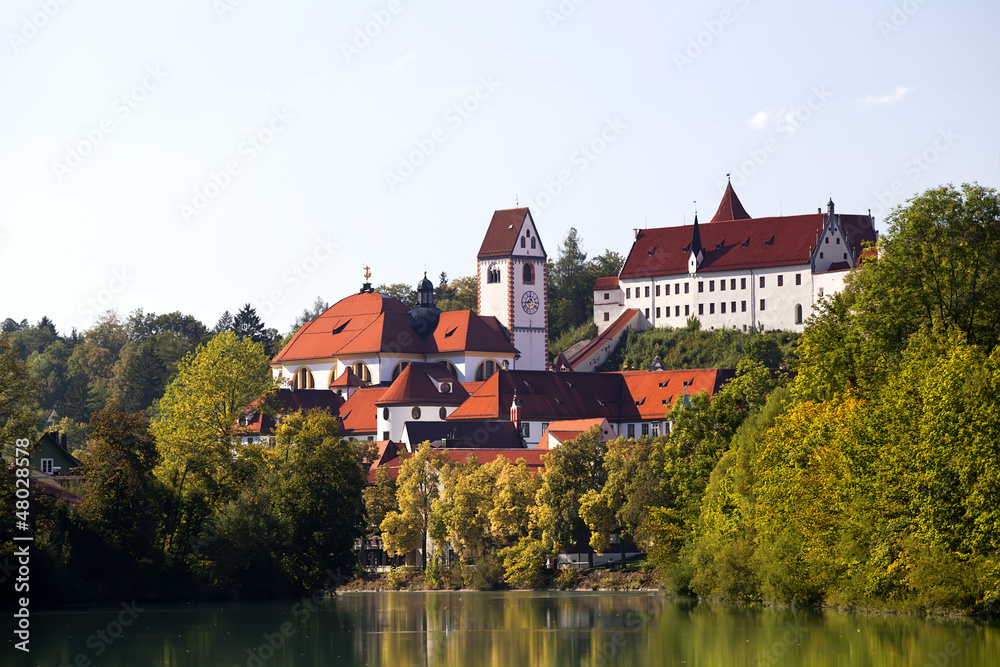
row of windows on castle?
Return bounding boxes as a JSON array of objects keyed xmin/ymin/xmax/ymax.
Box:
[
  {"xmin": 486, "ymin": 262, "xmax": 536, "ymax": 285},
  {"xmin": 289, "ymin": 358, "xmax": 505, "ymax": 389},
  {"xmin": 622, "ymin": 273, "xmax": 804, "ymax": 301},
  {"xmin": 614, "ymin": 300, "xmax": 804, "ymax": 325}
]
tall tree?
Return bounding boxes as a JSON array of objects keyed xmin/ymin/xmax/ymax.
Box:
[
  {"xmin": 151, "ymin": 331, "xmax": 277, "ymax": 556},
  {"xmin": 548, "ymin": 228, "xmax": 591, "ymax": 340},
  {"xmin": 380, "ymin": 440, "xmax": 445, "ymax": 566},
  {"xmin": 78, "ymin": 404, "xmax": 161, "ymax": 561},
  {"xmin": 0, "ymin": 334, "xmax": 42, "ymax": 459},
  {"xmin": 273, "ymin": 409, "xmax": 367, "ymax": 589}
]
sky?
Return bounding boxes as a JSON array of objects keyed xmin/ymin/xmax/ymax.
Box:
[{"xmin": 2, "ymin": 0, "xmax": 998, "ymax": 336}]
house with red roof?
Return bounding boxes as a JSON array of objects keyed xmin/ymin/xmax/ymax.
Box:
[{"xmin": 594, "ymin": 181, "xmax": 877, "ymax": 336}]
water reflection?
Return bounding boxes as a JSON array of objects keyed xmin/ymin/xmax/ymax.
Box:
[{"xmin": 26, "ymin": 592, "xmax": 999, "ymax": 666}]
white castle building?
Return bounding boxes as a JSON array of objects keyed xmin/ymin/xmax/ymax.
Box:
[{"xmin": 593, "ymin": 182, "xmax": 877, "ymax": 337}]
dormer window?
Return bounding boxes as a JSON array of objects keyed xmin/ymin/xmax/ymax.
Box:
[{"xmin": 439, "ymin": 382, "xmax": 452, "ymax": 394}]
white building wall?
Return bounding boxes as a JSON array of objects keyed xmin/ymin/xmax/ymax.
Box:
[
  {"xmin": 594, "ymin": 287, "xmax": 624, "ymax": 333},
  {"xmin": 619, "ymin": 263, "xmax": 824, "ymax": 333}
]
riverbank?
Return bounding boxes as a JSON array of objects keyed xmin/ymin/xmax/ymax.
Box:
[{"xmin": 339, "ymin": 565, "xmax": 659, "ymax": 592}]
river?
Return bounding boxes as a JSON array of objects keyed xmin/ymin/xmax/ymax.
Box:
[{"xmin": 18, "ymin": 591, "xmax": 1000, "ymax": 666}]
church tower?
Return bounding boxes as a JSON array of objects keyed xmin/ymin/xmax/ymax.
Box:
[{"xmin": 477, "ymin": 208, "xmax": 548, "ymax": 371}]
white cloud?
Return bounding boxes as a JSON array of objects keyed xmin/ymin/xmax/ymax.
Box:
[
  {"xmin": 385, "ymin": 53, "xmax": 415, "ymax": 74},
  {"xmin": 747, "ymin": 109, "xmax": 772, "ymax": 131},
  {"xmin": 860, "ymin": 85, "xmax": 913, "ymax": 107},
  {"xmin": 746, "ymin": 108, "xmax": 800, "ymax": 133}
]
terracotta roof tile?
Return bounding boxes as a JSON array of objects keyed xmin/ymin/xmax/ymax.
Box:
[
  {"xmin": 593, "ymin": 276, "xmax": 620, "ymax": 291},
  {"xmin": 710, "ymin": 181, "xmax": 752, "ymax": 222},
  {"xmin": 376, "ymin": 363, "xmax": 470, "ymax": 406},
  {"xmin": 478, "ymin": 208, "xmax": 546, "ymax": 258},
  {"xmin": 337, "ymin": 386, "xmax": 388, "ymax": 435},
  {"xmin": 568, "ymin": 309, "xmax": 640, "ymax": 369}
]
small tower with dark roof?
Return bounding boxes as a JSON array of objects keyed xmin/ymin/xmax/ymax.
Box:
[
  {"xmin": 687, "ymin": 213, "xmax": 704, "ymax": 275},
  {"xmin": 409, "ymin": 272, "xmax": 441, "ymax": 340}
]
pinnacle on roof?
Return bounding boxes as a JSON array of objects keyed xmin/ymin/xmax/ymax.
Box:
[
  {"xmin": 710, "ymin": 179, "xmax": 752, "ymax": 222},
  {"xmin": 690, "ymin": 213, "xmax": 703, "ymax": 258}
]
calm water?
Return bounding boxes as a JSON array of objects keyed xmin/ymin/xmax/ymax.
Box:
[{"xmin": 13, "ymin": 592, "xmax": 1000, "ymax": 666}]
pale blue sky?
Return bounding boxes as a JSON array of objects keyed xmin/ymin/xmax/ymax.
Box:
[{"xmin": 2, "ymin": 0, "xmax": 997, "ymax": 335}]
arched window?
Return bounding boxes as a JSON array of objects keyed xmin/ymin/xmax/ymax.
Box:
[
  {"xmin": 531, "ymin": 237, "xmax": 536, "ymax": 249},
  {"xmin": 522, "ymin": 263, "xmax": 534, "ymax": 285},
  {"xmin": 391, "ymin": 361, "xmax": 410, "ymax": 381},
  {"xmin": 475, "ymin": 360, "xmax": 499, "ymax": 381},
  {"xmin": 293, "ymin": 367, "xmax": 315, "ymax": 390},
  {"xmin": 351, "ymin": 362, "xmax": 372, "ymax": 384},
  {"xmin": 520, "ymin": 236, "xmax": 526, "ymax": 248},
  {"xmin": 487, "ymin": 263, "xmax": 501, "ymax": 284},
  {"xmin": 795, "ymin": 304, "xmax": 803, "ymax": 325}
]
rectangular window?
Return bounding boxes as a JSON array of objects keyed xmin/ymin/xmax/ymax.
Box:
[
  {"xmin": 41, "ymin": 458, "xmax": 53, "ymax": 474},
  {"xmin": 731, "ymin": 279, "xmax": 737, "ymax": 290},
  {"xmin": 645, "ymin": 286, "xmax": 650, "ymax": 298},
  {"xmin": 665, "ymin": 306, "xmax": 670, "ymax": 318},
  {"xmin": 760, "ymin": 276, "xmax": 766, "ymax": 288},
  {"xmin": 760, "ymin": 299, "xmax": 766, "ymax": 311},
  {"xmin": 698, "ymin": 304, "xmax": 704, "ymax": 315},
  {"xmin": 741, "ymin": 278, "xmax": 746, "ymax": 289},
  {"xmin": 709, "ymin": 303, "xmax": 715, "ymax": 314},
  {"xmin": 652, "ymin": 422, "xmax": 660, "ymax": 437},
  {"xmin": 627, "ymin": 424, "xmax": 635, "ymax": 439},
  {"xmin": 741, "ymin": 301, "xmax": 747, "ymax": 312},
  {"xmin": 641, "ymin": 423, "xmax": 649, "ymax": 436},
  {"xmin": 626, "ymin": 287, "xmax": 631, "ymax": 299},
  {"xmin": 825, "ymin": 237, "xmax": 830, "ymax": 244},
  {"xmin": 521, "ymin": 422, "xmax": 530, "ymax": 437},
  {"xmin": 720, "ymin": 280, "xmax": 726, "ymax": 291},
  {"xmin": 795, "ymin": 273, "xmax": 801, "ymax": 285},
  {"xmin": 837, "ymin": 237, "xmax": 841, "ymax": 245},
  {"xmin": 721, "ymin": 302, "xmax": 726, "ymax": 314},
  {"xmin": 603, "ymin": 292, "xmax": 609, "ymax": 300},
  {"xmin": 777, "ymin": 275, "xmax": 783, "ymax": 287},
  {"xmin": 674, "ymin": 284, "xmax": 679, "ymax": 295},
  {"xmin": 645, "ymin": 308, "xmax": 649, "ymax": 319},
  {"xmin": 603, "ymin": 312, "xmax": 610, "ymax": 321},
  {"xmin": 675, "ymin": 305, "xmax": 680, "ymax": 317},
  {"xmin": 731, "ymin": 301, "xmax": 737, "ymax": 312},
  {"xmin": 698, "ymin": 281, "xmax": 704, "ymax": 293},
  {"xmin": 541, "ymin": 422, "xmax": 549, "ymax": 434},
  {"xmin": 655, "ymin": 285, "xmax": 661, "ymax": 297},
  {"xmin": 709, "ymin": 280, "xmax": 715, "ymax": 292},
  {"xmin": 383, "ymin": 431, "xmax": 390, "ymax": 440},
  {"xmin": 684, "ymin": 282, "xmax": 690, "ymax": 294},
  {"xmin": 820, "ymin": 252, "xmax": 824, "ymax": 259},
  {"xmin": 656, "ymin": 307, "xmax": 661, "ymax": 318},
  {"xmin": 685, "ymin": 305, "xmax": 690, "ymax": 316}
]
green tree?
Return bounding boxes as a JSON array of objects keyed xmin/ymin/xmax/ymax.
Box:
[
  {"xmin": 78, "ymin": 404, "xmax": 161, "ymax": 562},
  {"xmin": 534, "ymin": 427, "xmax": 607, "ymax": 564},
  {"xmin": 380, "ymin": 440, "xmax": 445, "ymax": 566},
  {"xmin": 375, "ymin": 282, "xmax": 418, "ymax": 308},
  {"xmin": 436, "ymin": 275, "xmax": 478, "ymax": 313},
  {"xmin": 0, "ymin": 334, "xmax": 42, "ymax": 459},
  {"xmin": 433, "ymin": 457, "xmax": 500, "ymax": 561},
  {"xmin": 489, "ymin": 457, "xmax": 541, "ymax": 545},
  {"xmin": 151, "ymin": 331, "xmax": 277, "ymax": 557},
  {"xmin": 273, "ymin": 409, "xmax": 367, "ymax": 589},
  {"xmin": 548, "ymin": 228, "xmax": 591, "ymax": 340}
]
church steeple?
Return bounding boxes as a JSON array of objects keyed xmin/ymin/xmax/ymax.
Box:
[
  {"xmin": 409, "ymin": 272, "xmax": 441, "ymax": 340},
  {"xmin": 711, "ymin": 176, "xmax": 751, "ymax": 222},
  {"xmin": 688, "ymin": 213, "xmax": 705, "ymax": 274}
]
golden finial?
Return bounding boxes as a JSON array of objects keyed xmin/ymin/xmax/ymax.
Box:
[{"xmin": 364, "ymin": 265, "xmax": 372, "ymax": 281}]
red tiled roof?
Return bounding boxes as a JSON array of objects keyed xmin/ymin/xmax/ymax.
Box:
[
  {"xmin": 538, "ymin": 418, "xmax": 612, "ymax": 450},
  {"xmin": 593, "ymin": 276, "xmax": 620, "ymax": 291},
  {"xmin": 449, "ymin": 368, "xmax": 735, "ymax": 424},
  {"xmin": 568, "ymin": 309, "xmax": 640, "ymax": 369},
  {"xmin": 621, "ymin": 214, "xmax": 824, "ymax": 279},
  {"xmin": 839, "ymin": 214, "xmax": 877, "ymax": 261},
  {"xmin": 239, "ymin": 389, "xmax": 345, "ymax": 435},
  {"xmin": 710, "ymin": 181, "xmax": 752, "ymax": 222},
  {"xmin": 338, "ymin": 386, "xmax": 388, "ymax": 435},
  {"xmin": 619, "ymin": 369, "xmax": 734, "ymax": 420},
  {"xmin": 376, "ymin": 363, "xmax": 470, "ymax": 406},
  {"xmin": 31, "ymin": 475, "xmax": 83, "ymax": 505},
  {"xmin": 478, "ymin": 208, "xmax": 531, "ymax": 258},
  {"xmin": 330, "ymin": 367, "xmax": 366, "ymax": 388},
  {"xmin": 369, "ymin": 446, "xmax": 546, "ymax": 480},
  {"xmin": 272, "ymin": 292, "xmax": 517, "ymax": 364}
]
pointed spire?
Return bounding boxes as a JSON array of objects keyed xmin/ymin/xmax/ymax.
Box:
[
  {"xmin": 710, "ymin": 178, "xmax": 751, "ymax": 222},
  {"xmin": 691, "ymin": 213, "xmax": 703, "ymax": 257}
]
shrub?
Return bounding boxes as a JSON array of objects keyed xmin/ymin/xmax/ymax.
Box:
[
  {"xmin": 555, "ymin": 567, "xmax": 579, "ymax": 590},
  {"xmin": 501, "ymin": 537, "xmax": 548, "ymax": 589},
  {"xmin": 464, "ymin": 553, "xmax": 505, "ymax": 591}
]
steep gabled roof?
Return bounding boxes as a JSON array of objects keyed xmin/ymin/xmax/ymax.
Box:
[
  {"xmin": 330, "ymin": 367, "xmax": 366, "ymax": 388},
  {"xmin": 478, "ymin": 208, "xmax": 542, "ymax": 258},
  {"xmin": 337, "ymin": 386, "xmax": 388, "ymax": 435},
  {"xmin": 621, "ymin": 214, "xmax": 825, "ymax": 279},
  {"xmin": 710, "ymin": 181, "xmax": 752, "ymax": 222},
  {"xmin": 376, "ymin": 362, "xmax": 470, "ymax": 406},
  {"xmin": 403, "ymin": 421, "xmax": 524, "ymax": 449},
  {"xmin": 838, "ymin": 213, "xmax": 878, "ymax": 261},
  {"xmin": 426, "ymin": 310, "xmax": 517, "ymax": 355},
  {"xmin": 568, "ymin": 309, "xmax": 641, "ymax": 370}
]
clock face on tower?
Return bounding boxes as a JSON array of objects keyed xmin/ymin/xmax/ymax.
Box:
[{"xmin": 521, "ymin": 290, "xmax": 539, "ymax": 314}]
